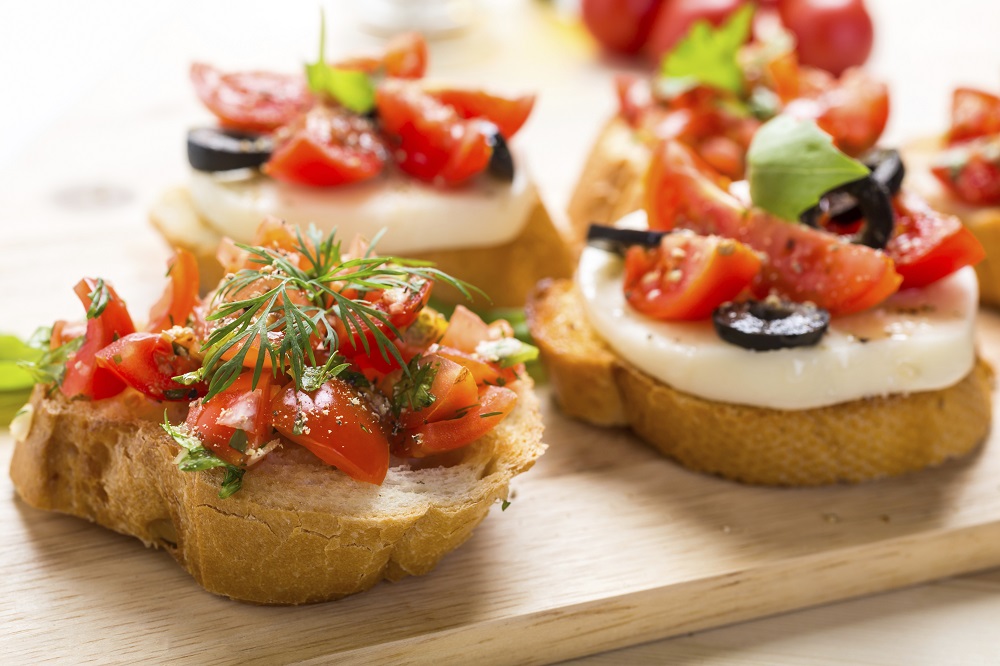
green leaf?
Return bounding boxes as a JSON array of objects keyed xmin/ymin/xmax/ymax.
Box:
[
  {"xmin": 305, "ymin": 11, "xmax": 375, "ymax": 114},
  {"xmin": 162, "ymin": 415, "xmax": 246, "ymax": 499},
  {"xmin": 747, "ymin": 115, "xmax": 871, "ymax": 222},
  {"xmin": 86, "ymin": 278, "xmax": 110, "ymax": 319},
  {"xmin": 392, "ymin": 356, "xmax": 438, "ymax": 417},
  {"xmin": 659, "ymin": 3, "xmax": 754, "ymax": 97},
  {"xmin": 0, "ymin": 334, "xmax": 41, "ymax": 392}
]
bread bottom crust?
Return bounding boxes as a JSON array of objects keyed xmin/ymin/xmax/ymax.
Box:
[
  {"xmin": 10, "ymin": 380, "xmax": 544, "ymax": 605},
  {"xmin": 528, "ymin": 278, "xmax": 994, "ymax": 486},
  {"xmin": 149, "ymin": 186, "xmax": 575, "ymax": 307}
]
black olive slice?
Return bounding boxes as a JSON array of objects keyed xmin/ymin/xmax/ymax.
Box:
[
  {"xmin": 800, "ymin": 175, "xmax": 894, "ymax": 249},
  {"xmin": 586, "ymin": 224, "xmax": 669, "ymax": 254},
  {"xmin": 713, "ymin": 298, "xmax": 830, "ymax": 351},
  {"xmin": 487, "ymin": 130, "xmax": 515, "ymax": 181},
  {"xmin": 187, "ymin": 128, "xmax": 274, "ymax": 173},
  {"xmin": 863, "ymin": 147, "xmax": 905, "ymax": 194}
]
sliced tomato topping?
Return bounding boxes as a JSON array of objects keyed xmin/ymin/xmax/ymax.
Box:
[
  {"xmin": 390, "ymin": 354, "xmax": 480, "ymax": 430},
  {"xmin": 147, "ymin": 249, "xmax": 200, "ymax": 332},
  {"xmin": 438, "ymin": 305, "xmax": 492, "ymax": 353},
  {"xmin": 376, "ymin": 81, "xmax": 494, "ymax": 185},
  {"xmin": 623, "ymin": 233, "xmax": 761, "ymax": 321},
  {"xmin": 264, "ymin": 106, "xmax": 387, "ymax": 187},
  {"xmin": 95, "ymin": 332, "xmax": 205, "ymax": 401},
  {"xmin": 271, "ymin": 379, "xmax": 389, "ymax": 484},
  {"xmin": 333, "ymin": 275, "xmax": 432, "ymax": 358},
  {"xmin": 399, "ymin": 386, "xmax": 517, "ymax": 458},
  {"xmin": 886, "ymin": 192, "xmax": 985, "ymax": 289},
  {"xmin": 334, "ymin": 32, "xmax": 428, "ymax": 79},
  {"xmin": 428, "ymin": 89, "xmax": 535, "ymax": 139},
  {"xmin": 190, "ymin": 63, "xmax": 313, "ymax": 133},
  {"xmin": 932, "ymin": 136, "xmax": 1000, "ymax": 206},
  {"xmin": 186, "ymin": 371, "xmax": 275, "ymax": 465},
  {"xmin": 61, "ymin": 278, "xmax": 136, "ymax": 400},
  {"xmin": 947, "ymin": 87, "xmax": 1000, "ymax": 145}
]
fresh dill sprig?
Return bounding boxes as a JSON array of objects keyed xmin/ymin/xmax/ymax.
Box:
[
  {"xmin": 391, "ymin": 356, "xmax": 438, "ymax": 417},
  {"xmin": 200, "ymin": 225, "xmax": 480, "ymax": 400}
]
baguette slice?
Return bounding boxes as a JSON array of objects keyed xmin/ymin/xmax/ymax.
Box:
[
  {"xmin": 150, "ymin": 185, "xmax": 575, "ymax": 308},
  {"xmin": 527, "ymin": 278, "xmax": 994, "ymax": 486},
  {"xmin": 10, "ymin": 377, "xmax": 544, "ymax": 605}
]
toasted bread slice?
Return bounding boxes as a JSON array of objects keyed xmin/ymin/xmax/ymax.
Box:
[
  {"xmin": 527, "ymin": 278, "xmax": 993, "ymax": 486},
  {"xmin": 150, "ymin": 186, "xmax": 574, "ymax": 308},
  {"xmin": 904, "ymin": 136, "xmax": 1000, "ymax": 307},
  {"xmin": 10, "ymin": 378, "xmax": 544, "ymax": 605}
]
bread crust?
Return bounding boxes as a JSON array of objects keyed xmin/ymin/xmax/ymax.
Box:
[
  {"xmin": 527, "ymin": 278, "xmax": 994, "ymax": 486},
  {"xmin": 10, "ymin": 379, "xmax": 544, "ymax": 605},
  {"xmin": 149, "ymin": 186, "xmax": 574, "ymax": 307}
]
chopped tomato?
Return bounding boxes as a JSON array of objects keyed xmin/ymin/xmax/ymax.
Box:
[
  {"xmin": 376, "ymin": 81, "xmax": 494, "ymax": 185},
  {"xmin": 885, "ymin": 192, "xmax": 985, "ymax": 289},
  {"xmin": 438, "ymin": 305, "xmax": 491, "ymax": 353},
  {"xmin": 95, "ymin": 332, "xmax": 205, "ymax": 401},
  {"xmin": 147, "ymin": 249, "xmax": 200, "ymax": 332},
  {"xmin": 264, "ymin": 106, "xmax": 387, "ymax": 187},
  {"xmin": 61, "ymin": 278, "xmax": 136, "ymax": 400},
  {"xmin": 646, "ymin": 140, "xmax": 901, "ymax": 315},
  {"xmin": 428, "ymin": 89, "xmax": 535, "ymax": 139},
  {"xmin": 932, "ymin": 136, "xmax": 1000, "ymax": 206},
  {"xmin": 333, "ymin": 275, "xmax": 432, "ymax": 360},
  {"xmin": 390, "ymin": 354, "xmax": 480, "ymax": 430},
  {"xmin": 434, "ymin": 346, "xmax": 517, "ymax": 387},
  {"xmin": 271, "ymin": 379, "xmax": 389, "ymax": 484},
  {"xmin": 947, "ymin": 88, "xmax": 1000, "ymax": 145},
  {"xmin": 623, "ymin": 232, "xmax": 761, "ymax": 321},
  {"xmin": 334, "ymin": 32, "xmax": 428, "ymax": 79},
  {"xmin": 186, "ymin": 372, "xmax": 275, "ymax": 465},
  {"xmin": 190, "ymin": 63, "xmax": 313, "ymax": 133},
  {"xmin": 399, "ymin": 386, "xmax": 517, "ymax": 457}
]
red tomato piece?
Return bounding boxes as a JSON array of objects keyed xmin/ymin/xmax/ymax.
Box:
[
  {"xmin": 335, "ymin": 32, "xmax": 428, "ymax": 79},
  {"xmin": 885, "ymin": 192, "xmax": 985, "ymax": 289},
  {"xmin": 190, "ymin": 63, "xmax": 313, "ymax": 133},
  {"xmin": 615, "ymin": 74, "xmax": 654, "ymax": 126},
  {"xmin": 813, "ymin": 68, "xmax": 888, "ymax": 157},
  {"xmin": 61, "ymin": 278, "xmax": 136, "ymax": 400},
  {"xmin": 777, "ymin": 0, "xmax": 874, "ymax": 77},
  {"xmin": 376, "ymin": 81, "xmax": 494, "ymax": 185},
  {"xmin": 391, "ymin": 354, "xmax": 480, "ymax": 430},
  {"xmin": 932, "ymin": 136, "xmax": 1000, "ymax": 206},
  {"xmin": 264, "ymin": 106, "xmax": 387, "ymax": 187},
  {"xmin": 399, "ymin": 386, "xmax": 517, "ymax": 457},
  {"xmin": 581, "ymin": 0, "xmax": 664, "ymax": 55},
  {"xmin": 147, "ymin": 249, "xmax": 200, "ymax": 333},
  {"xmin": 186, "ymin": 372, "xmax": 275, "ymax": 465},
  {"xmin": 428, "ymin": 89, "xmax": 535, "ymax": 139},
  {"xmin": 95, "ymin": 332, "xmax": 205, "ymax": 402},
  {"xmin": 271, "ymin": 379, "xmax": 389, "ymax": 484},
  {"xmin": 438, "ymin": 305, "xmax": 491, "ymax": 353},
  {"xmin": 622, "ymin": 232, "xmax": 761, "ymax": 321},
  {"xmin": 947, "ymin": 88, "xmax": 1000, "ymax": 145},
  {"xmin": 333, "ymin": 276, "xmax": 432, "ymax": 362}
]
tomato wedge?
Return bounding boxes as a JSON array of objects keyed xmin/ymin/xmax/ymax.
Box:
[
  {"xmin": 186, "ymin": 372, "xmax": 275, "ymax": 465},
  {"xmin": 623, "ymin": 233, "xmax": 761, "ymax": 321},
  {"xmin": 400, "ymin": 386, "xmax": 517, "ymax": 458},
  {"xmin": 886, "ymin": 192, "xmax": 985, "ymax": 289},
  {"xmin": 148, "ymin": 249, "xmax": 200, "ymax": 332},
  {"xmin": 190, "ymin": 63, "xmax": 313, "ymax": 133},
  {"xmin": 334, "ymin": 32, "xmax": 428, "ymax": 79},
  {"xmin": 947, "ymin": 87, "xmax": 1000, "ymax": 145},
  {"xmin": 264, "ymin": 106, "xmax": 387, "ymax": 187},
  {"xmin": 271, "ymin": 379, "xmax": 389, "ymax": 484},
  {"xmin": 932, "ymin": 136, "xmax": 1000, "ymax": 206},
  {"xmin": 61, "ymin": 278, "xmax": 136, "ymax": 400},
  {"xmin": 392, "ymin": 354, "xmax": 480, "ymax": 430},
  {"xmin": 95, "ymin": 332, "xmax": 205, "ymax": 402},
  {"xmin": 428, "ymin": 89, "xmax": 535, "ymax": 139}
]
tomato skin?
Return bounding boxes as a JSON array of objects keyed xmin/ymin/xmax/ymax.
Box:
[
  {"xmin": 778, "ymin": 0, "xmax": 873, "ymax": 77},
  {"xmin": 947, "ymin": 88, "xmax": 1000, "ymax": 144},
  {"xmin": 190, "ymin": 63, "xmax": 312, "ymax": 133},
  {"xmin": 147, "ymin": 249, "xmax": 200, "ymax": 333},
  {"xmin": 581, "ymin": 0, "xmax": 665, "ymax": 55},
  {"xmin": 271, "ymin": 379, "xmax": 389, "ymax": 484},
  {"xmin": 932, "ymin": 137, "xmax": 1000, "ymax": 206},
  {"xmin": 264, "ymin": 106, "xmax": 387, "ymax": 187},
  {"xmin": 399, "ymin": 386, "xmax": 517, "ymax": 458},
  {"xmin": 886, "ymin": 193, "xmax": 986, "ymax": 289},
  {"xmin": 645, "ymin": 0, "xmax": 748, "ymax": 65},
  {"xmin": 428, "ymin": 89, "xmax": 535, "ymax": 139},
  {"xmin": 814, "ymin": 68, "xmax": 888, "ymax": 157},
  {"xmin": 376, "ymin": 82, "xmax": 493, "ymax": 185},
  {"xmin": 95, "ymin": 332, "xmax": 205, "ymax": 402},
  {"xmin": 61, "ymin": 278, "xmax": 136, "ymax": 400},
  {"xmin": 623, "ymin": 233, "xmax": 761, "ymax": 321},
  {"xmin": 388, "ymin": 354, "xmax": 481, "ymax": 430},
  {"xmin": 335, "ymin": 32, "xmax": 428, "ymax": 79}
]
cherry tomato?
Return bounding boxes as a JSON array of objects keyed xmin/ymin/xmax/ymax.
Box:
[
  {"xmin": 623, "ymin": 232, "xmax": 761, "ymax": 320},
  {"xmin": 334, "ymin": 32, "xmax": 428, "ymax": 79},
  {"xmin": 581, "ymin": 0, "xmax": 665, "ymax": 56},
  {"xmin": 186, "ymin": 372, "xmax": 276, "ymax": 466},
  {"xmin": 376, "ymin": 81, "xmax": 494, "ymax": 185},
  {"xmin": 932, "ymin": 137, "xmax": 1000, "ymax": 206},
  {"xmin": 271, "ymin": 379, "xmax": 389, "ymax": 484},
  {"xmin": 147, "ymin": 249, "xmax": 200, "ymax": 333},
  {"xmin": 947, "ymin": 88, "xmax": 1000, "ymax": 144},
  {"xmin": 61, "ymin": 278, "xmax": 136, "ymax": 400},
  {"xmin": 399, "ymin": 386, "xmax": 517, "ymax": 457},
  {"xmin": 264, "ymin": 106, "xmax": 387, "ymax": 187},
  {"xmin": 428, "ymin": 89, "xmax": 535, "ymax": 139},
  {"xmin": 95, "ymin": 332, "xmax": 205, "ymax": 402},
  {"xmin": 778, "ymin": 0, "xmax": 873, "ymax": 77},
  {"xmin": 645, "ymin": 140, "xmax": 901, "ymax": 315},
  {"xmin": 886, "ymin": 192, "xmax": 985, "ymax": 289},
  {"xmin": 645, "ymin": 0, "xmax": 748, "ymax": 65},
  {"xmin": 190, "ymin": 63, "xmax": 313, "ymax": 133}
]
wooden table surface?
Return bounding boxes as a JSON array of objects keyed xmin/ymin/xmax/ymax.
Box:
[{"xmin": 3, "ymin": 1, "xmax": 1000, "ymax": 663}]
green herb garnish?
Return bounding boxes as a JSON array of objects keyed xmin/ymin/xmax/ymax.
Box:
[
  {"xmin": 747, "ymin": 115, "xmax": 870, "ymax": 222},
  {"xmin": 659, "ymin": 3, "xmax": 754, "ymax": 97},
  {"xmin": 86, "ymin": 278, "xmax": 111, "ymax": 319},
  {"xmin": 305, "ymin": 11, "xmax": 376, "ymax": 114},
  {"xmin": 391, "ymin": 356, "xmax": 438, "ymax": 417},
  {"xmin": 501, "ymin": 499, "xmax": 511, "ymax": 511},
  {"xmin": 18, "ymin": 326, "xmax": 84, "ymax": 389},
  {"xmin": 162, "ymin": 415, "xmax": 245, "ymax": 499},
  {"xmin": 474, "ymin": 337, "xmax": 539, "ymax": 368}
]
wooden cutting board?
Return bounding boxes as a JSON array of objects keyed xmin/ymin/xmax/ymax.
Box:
[{"xmin": 5, "ymin": 314, "xmax": 1000, "ymax": 665}]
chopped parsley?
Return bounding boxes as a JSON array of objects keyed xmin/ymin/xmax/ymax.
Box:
[
  {"xmin": 162, "ymin": 415, "xmax": 245, "ymax": 499},
  {"xmin": 391, "ymin": 356, "xmax": 438, "ymax": 417}
]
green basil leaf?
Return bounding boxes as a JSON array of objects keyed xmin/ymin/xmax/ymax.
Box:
[
  {"xmin": 305, "ymin": 12, "xmax": 375, "ymax": 114},
  {"xmin": 747, "ymin": 115, "xmax": 871, "ymax": 222},
  {"xmin": 659, "ymin": 3, "xmax": 754, "ymax": 97}
]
